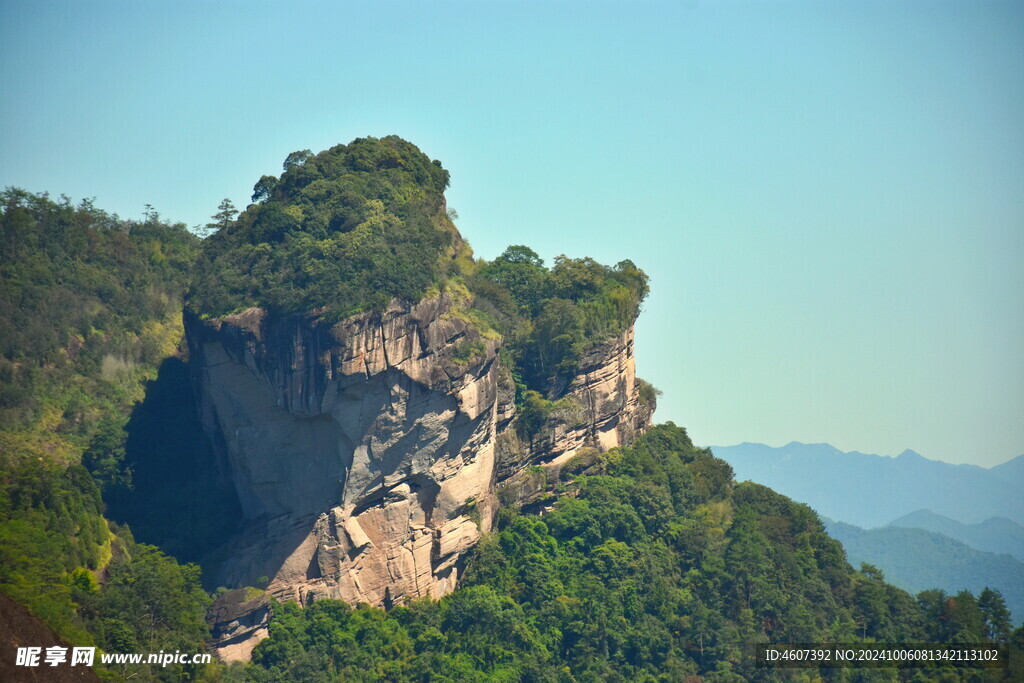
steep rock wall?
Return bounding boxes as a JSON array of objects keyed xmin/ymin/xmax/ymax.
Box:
[
  {"xmin": 495, "ymin": 326, "xmax": 654, "ymax": 480},
  {"xmin": 187, "ymin": 295, "xmax": 652, "ymax": 660},
  {"xmin": 186, "ymin": 294, "xmax": 499, "ymax": 610}
]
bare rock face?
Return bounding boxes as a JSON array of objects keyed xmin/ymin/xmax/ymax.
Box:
[
  {"xmin": 186, "ymin": 293, "xmax": 500, "ymax": 613},
  {"xmin": 495, "ymin": 326, "xmax": 654, "ymax": 479},
  {"xmin": 207, "ymin": 589, "xmax": 272, "ymax": 662},
  {"xmin": 188, "ymin": 294, "xmax": 652, "ymax": 659}
]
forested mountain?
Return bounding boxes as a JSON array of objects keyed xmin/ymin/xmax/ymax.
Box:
[
  {"xmin": 0, "ymin": 189, "xmax": 217, "ymax": 679},
  {"xmin": 240, "ymin": 424, "xmax": 1023, "ymax": 681},
  {"xmin": 2, "ymin": 139, "xmax": 1022, "ymax": 681},
  {"xmin": 826, "ymin": 519, "xmax": 1024, "ymax": 628},
  {"xmin": 712, "ymin": 442, "xmax": 1024, "ymax": 528},
  {"xmin": 886, "ymin": 510, "xmax": 1024, "ymax": 563}
]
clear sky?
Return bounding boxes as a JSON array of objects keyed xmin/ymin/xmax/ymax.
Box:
[{"xmin": 2, "ymin": 1, "xmax": 1021, "ymax": 467}]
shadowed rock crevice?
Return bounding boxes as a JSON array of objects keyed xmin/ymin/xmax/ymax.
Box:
[
  {"xmin": 106, "ymin": 357, "xmax": 242, "ymax": 569},
  {"xmin": 187, "ymin": 291, "xmax": 653, "ymax": 663}
]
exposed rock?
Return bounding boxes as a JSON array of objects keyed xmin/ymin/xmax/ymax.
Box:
[
  {"xmin": 187, "ymin": 294, "xmax": 651, "ymax": 658},
  {"xmin": 187, "ymin": 293, "xmax": 499, "ymax": 612},
  {"xmin": 495, "ymin": 326, "xmax": 653, "ymax": 479},
  {"xmin": 207, "ymin": 589, "xmax": 271, "ymax": 663}
]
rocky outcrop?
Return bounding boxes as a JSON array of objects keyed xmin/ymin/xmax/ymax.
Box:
[
  {"xmin": 207, "ymin": 589, "xmax": 271, "ymax": 662},
  {"xmin": 188, "ymin": 294, "xmax": 652, "ymax": 659},
  {"xmin": 187, "ymin": 294, "xmax": 500, "ymax": 612},
  {"xmin": 495, "ymin": 326, "xmax": 653, "ymax": 479}
]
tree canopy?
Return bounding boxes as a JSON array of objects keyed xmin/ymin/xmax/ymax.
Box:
[
  {"xmin": 245, "ymin": 423, "xmax": 1023, "ymax": 681},
  {"xmin": 187, "ymin": 136, "xmax": 457, "ymax": 319}
]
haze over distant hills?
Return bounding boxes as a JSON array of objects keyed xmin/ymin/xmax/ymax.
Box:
[
  {"xmin": 886, "ymin": 510, "xmax": 1024, "ymax": 563},
  {"xmin": 710, "ymin": 442, "xmax": 1024, "ymax": 529},
  {"xmin": 713, "ymin": 442, "xmax": 1024, "ymax": 626},
  {"xmin": 825, "ymin": 519, "xmax": 1024, "ymax": 626}
]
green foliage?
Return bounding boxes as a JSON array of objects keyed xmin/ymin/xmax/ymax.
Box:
[
  {"xmin": 247, "ymin": 423, "xmax": 1004, "ymax": 681},
  {"xmin": 471, "ymin": 246, "xmax": 649, "ymax": 395},
  {"xmin": 851, "ymin": 563, "xmax": 926, "ymax": 641},
  {"xmin": 979, "ymin": 586, "xmax": 1012, "ymax": 642},
  {"xmin": 516, "ymin": 390, "xmax": 555, "ymax": 438},
  {"xmin": 0, "ymin": 190, "xmax": 215, "ymax": 676},
  {"xmin": 636, "ymin": 377, "xmax": 662, "ymax": 407},
  {"xmin": 0, "ymin": 444, "xmax": 107, "ymax": 644},
  {"xmin": 80, "ymin": 539, "xmax": 211, "ymax": 646},
  {"xmin": 82, "ymin": 414, "xmax": 129, "ymax": 489},
  {"xmin": 0, "ymin": 187, "xmax": 199, "ymax": 437},
  {"xmin": 188, "ymin": 136, "xmax": 456, "ymax": 319}
]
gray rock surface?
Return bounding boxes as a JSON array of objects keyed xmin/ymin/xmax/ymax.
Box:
[{"xmin": 187, "ymin": 293, "xmax": 651, "ymax": 659}]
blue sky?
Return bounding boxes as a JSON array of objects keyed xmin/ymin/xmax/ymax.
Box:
[{"xmin": 2, "ymin": 1, "xmax": 1021, "ymax": 467}]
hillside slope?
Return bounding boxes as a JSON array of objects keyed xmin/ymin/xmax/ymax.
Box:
[
  {"xmin": 0, "ymin": 189, "xmax": 217, "ymax": 679},
  {"xmin": 887, "ymin": 509, "xmax": 1024, "ymax": 562},
  {"xmin": 826, "ymin": 520, "xmax": 1024, "ymax": 626}
]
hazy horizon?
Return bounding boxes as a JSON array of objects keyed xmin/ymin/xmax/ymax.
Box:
[
  {"xmin": 3, "ymin": 1, "xmax": 1021, "ymax": 467},
  {"xmin": 709, "ymin": 439, "xmax": 1023, "ymax": 470}
]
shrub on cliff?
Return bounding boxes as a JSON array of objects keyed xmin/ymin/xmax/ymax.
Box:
[
  {"xmin": 188, "ymin": 136, "xmax": 458, "ymax": 319},
  {"xmin": 470, "ymin": 245, "xmax": 650, "ymax": 395}
]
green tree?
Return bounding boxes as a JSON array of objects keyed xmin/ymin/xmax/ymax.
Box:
[
  {"xmin": 251, "ymin": 174, "xmax": 278, "ymax": 203},
  {"xmin": 946, "ymin": 589, "xmax": 984, "ymax": 643},
  {"xmin": 478, "ymin": 245, "xmax": 547, "ymax": 315},
  {"xmin": 283, "ymin": 149, "xmax": 313, "ymax": 170},
  {"xmin": 213, "ymin": 197, "xmax": 237, "ymax": 230},
  {"xmin": 978, "ymin": 587, "xmax": 1012, "ymax": 643},
  {"xmin": 82, "ymin": 414, "xmax": 129, "ymax": 489}
]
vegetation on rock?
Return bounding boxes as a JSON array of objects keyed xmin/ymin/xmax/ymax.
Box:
[
  {"xmin": 244, "ymin": 424, "xmax": 1023, "ymax": 681},
  {"xmin": 187, "ymin": 138, "xmax": 650, "ymax": 400},
  {"xmin": 188, "ymin": 136, "xmax": 456, "ymax": 320},
  {"xmin": 468, "ymin": 244, "xmax": 649, "ymax": 396},
  {"xmin": 4, "ymin": 141, "xmax": 1022, "ymax": 681}
]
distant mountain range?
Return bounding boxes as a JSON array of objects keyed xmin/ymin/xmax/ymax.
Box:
[
  {"xmin": 825, "ymin": 519, "xmax": 1024, "ymax": 626},
  {"xmin": 711, "ymin": 442, "xmax": 1024, "ymax": 625},
  {"xmin": 710, "ymin": 442, "xmax": 1024, "ymax": 529},
  {"xmin": 886, "ymin": 509, "xmax": 1024, "ymax": 563}
]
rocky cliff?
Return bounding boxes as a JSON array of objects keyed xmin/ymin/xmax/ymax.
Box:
[
  {"xmin": 187, "ymin": 292, "xmax": 652, "ymax": 659},
  {"xmin": 495, "ymin": 326, "xmax": 654, "ymax": 480}
]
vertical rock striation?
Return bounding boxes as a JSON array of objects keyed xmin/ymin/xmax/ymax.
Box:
[
  {"xmin": 187, "ymin": 293, "xmax": 500, "ymax": 609},
  {"xmin": 187, "ymin": 294, "xmax": 652, "ymax": 657},
  {"xmin": 494, "ymin": 326, "xmax": 654, "ymax": 479}
]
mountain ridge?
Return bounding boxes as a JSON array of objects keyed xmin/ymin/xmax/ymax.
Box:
[
  {"xmin": 711, "ymin": 441, "xmax": 1024, "ymax": 528},
  {"xmin": 885, "ymin": 509, "xmax": 1024, "ymax": 562},
  {"xmin": 824, "ymin": 518, "xmax": 1024, "ymax": 626}
]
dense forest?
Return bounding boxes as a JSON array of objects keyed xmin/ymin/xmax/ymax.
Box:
[
  {"xmin": 2, "ymin": 138, "xmax": 1022, "ymax": 681},
  {"xmin": 238, "ymin": 424, "xmax": 1022, "ymax": 682},
  {"xmin": 188, "ymin": 136, "xmax": 457, "ymax": 320},
  {"xmin": 0, "ymin": 189, "xmax": 216, "ymax": 679}
]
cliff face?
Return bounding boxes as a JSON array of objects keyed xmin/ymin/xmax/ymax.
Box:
[
  {"xmin": 495, "ymin": 326, "xmax": 654, "ymax": 480},
  {"xmin": 187, "ymin": 294, "xmax": 651, "ymax": 656},
  {"xmin": 187, "ymin": 294, "xmax": 499, "ymax": 609}
]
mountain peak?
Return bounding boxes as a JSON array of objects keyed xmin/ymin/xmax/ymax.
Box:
[{"xmin": 896, "ymin": 449, "xmax": 925, "ymax": 460}]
